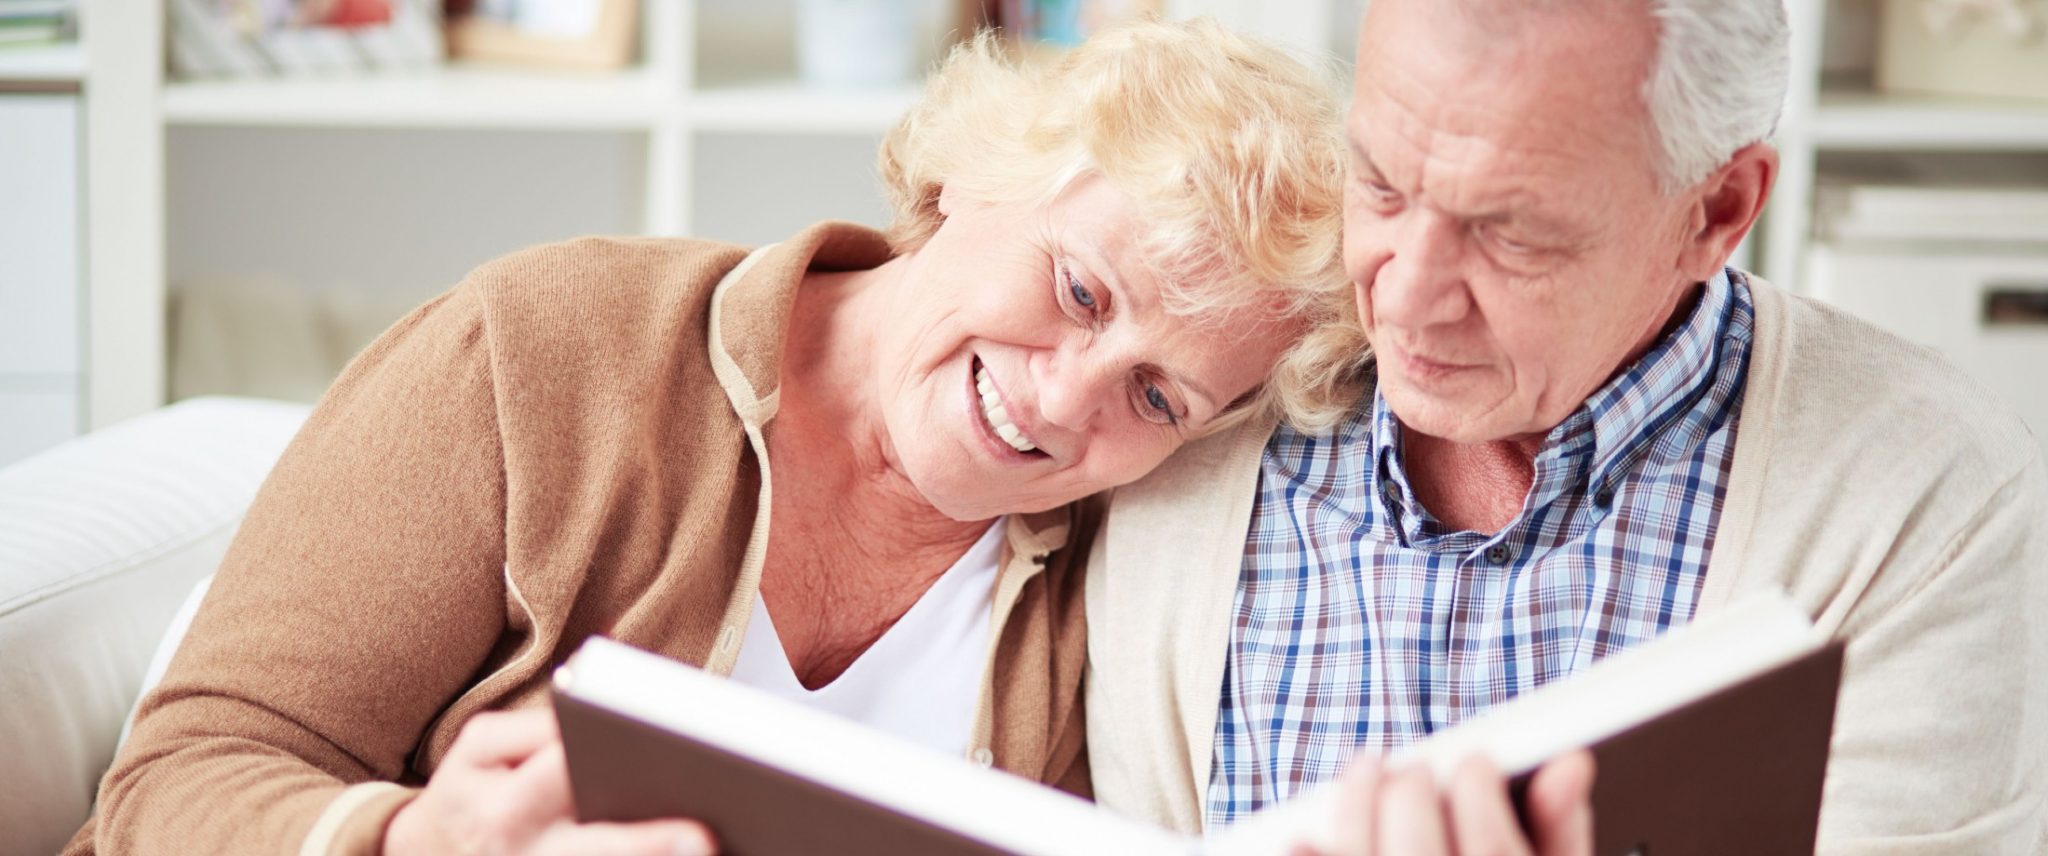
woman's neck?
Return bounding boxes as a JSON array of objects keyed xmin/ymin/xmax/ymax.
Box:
[{"xmin": 757, "ymin": 263, "xmax": 995, "ymax": 687}]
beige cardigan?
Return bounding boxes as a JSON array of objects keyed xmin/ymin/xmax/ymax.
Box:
[
  {"xmin": 69, "ymin": 223, "xmax": 1093, "ymax": 856},
  {"xmin": 1084, "ymin": 274, "xmax": 2048, "ymax": 853}
]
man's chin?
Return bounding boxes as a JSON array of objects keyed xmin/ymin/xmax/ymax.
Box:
[{"xmin": 1379, "ymin": 384, "xmax": 1526, "ymax": 445}]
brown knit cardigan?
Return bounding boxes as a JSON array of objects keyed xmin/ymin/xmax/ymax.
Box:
[{"xmin": 66, "ymin": 223, "xmax": 1093, "ymax": 855}]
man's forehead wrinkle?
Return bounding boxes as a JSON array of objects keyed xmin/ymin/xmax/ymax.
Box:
[{"xmin": 1363, "ymin": 80, "xmax": 1572, "ymax": 221}]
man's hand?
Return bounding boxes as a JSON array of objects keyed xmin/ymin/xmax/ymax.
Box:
[
  {"xmin": 384, "ymin": 708, "xmax": 717, "ymax": 856},
  {"xmin": 1298, "ymin": 751, "xmax": 1595, "ymax": 856}
]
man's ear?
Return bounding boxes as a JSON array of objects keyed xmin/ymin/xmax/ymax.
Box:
[{"xmin": 1677, "ymin": 142, "xmax": 1777, "ymax": 281}]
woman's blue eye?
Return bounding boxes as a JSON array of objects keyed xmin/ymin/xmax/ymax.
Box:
[
  {"xmin": 1144, "ymin": 384, "xmax": 1170, "ymax": 413},
  {"xmin": 1068, "ymin": 272, "xmax": 1097, "ymax": 308}
]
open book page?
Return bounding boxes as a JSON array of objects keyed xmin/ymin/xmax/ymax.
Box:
[{"xmin": 1203, "ymin": 591, "xmax": 1824, "ymax": 855}]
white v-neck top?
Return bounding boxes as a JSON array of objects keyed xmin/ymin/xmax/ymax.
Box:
[{"xmin": 728, "ymin": 518, "xmax": 1006, "ymax": 758}]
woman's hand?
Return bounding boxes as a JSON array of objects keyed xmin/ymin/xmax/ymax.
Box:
[
  {"xmin": 1294, "ymin": 751, "xmax": 1595, "ymax": 856},
  {"xmin": 384, "ymin": 708, "xmax": 717, "ymax": 856}
]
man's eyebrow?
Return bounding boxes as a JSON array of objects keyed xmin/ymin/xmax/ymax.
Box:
[{"xmin": 1347, "ymin": 139, "xmax": 1383, "ymax": 178}]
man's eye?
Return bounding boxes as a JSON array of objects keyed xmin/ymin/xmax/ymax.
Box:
[
  {"xmin": 1488, "ymin": 228, "xmax": 1541, "ymax": 255},
  {"xmin": 1350, "ymin": 178, "xmax": 1403, "ymax": 214},
  {"xmin": 1068, "ymin": 270, "xmax": 1097, "ymax": 309}
]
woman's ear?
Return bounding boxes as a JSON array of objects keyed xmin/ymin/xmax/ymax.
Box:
[{"xmin": 937, "ymin": 182, "xmax": 960, "ymax": 217}]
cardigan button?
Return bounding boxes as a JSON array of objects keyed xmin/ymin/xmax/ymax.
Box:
[
  {"xmin": 970, "ymin": 747, "xmax": 994, "ymax": 768},
  {"xmin": 716, "ymin": 624, "xmax": 737, "ymax": 652}
]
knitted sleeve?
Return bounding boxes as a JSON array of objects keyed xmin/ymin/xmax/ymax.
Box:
[{"xmin": 70, "ymin": 275, "xmax": 510, "ymax": 856}]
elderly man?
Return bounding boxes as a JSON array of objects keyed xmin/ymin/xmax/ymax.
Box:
[{"xmin": 1086, "ymin": 0, "xmax": 2048, "ymax": 853}]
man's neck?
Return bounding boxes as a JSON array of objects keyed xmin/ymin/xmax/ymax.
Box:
[{"xmin": 1400, "ymin": 428, "xmax": 1542, "ymax": 536}]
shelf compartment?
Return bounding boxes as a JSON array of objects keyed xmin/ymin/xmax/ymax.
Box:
[
  {"xmin": 1813, "ymin": 89, "xmax": 2048, "ymax": 151},
  {"xmin": 688, "ymin": 81, "xmax": 920, "ymax": 135},
  {"xmin": 0, "ymin": 42, "xmax": 85, "ymax": 84},
  {"xmin": 162, "ymin": 63, "xmax": 674, "ymax": 130}
]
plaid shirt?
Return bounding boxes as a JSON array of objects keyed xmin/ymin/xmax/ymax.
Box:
[{"xmin": 1209, "ymin": 270, "xmax": 1755, "ymax": 827}]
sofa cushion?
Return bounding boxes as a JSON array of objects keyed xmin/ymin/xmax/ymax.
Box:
[{"xmin": 0, "ymin": 397, "xmax": 310, "ymax": 856}]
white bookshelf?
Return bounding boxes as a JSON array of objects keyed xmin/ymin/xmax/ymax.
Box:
[
  {"xmin": 69, "ymin": 0, "xmax": 1332, "ymax": 425},
  {"xmin": 161, "ymin": 65, "xmax": 676, "ymax": 130},
  {"xmin": 0, "ymin": 86, "xmax": 84, "ymax": 465},
  {"xmin": 1810, "ymin": 89, "xmax": 2048, "ymax": 151},
  {"xmin": 1762, "ymin": 0, "xmax": 2048, "ymax": 288},
  {"xmin": 161, "ymin": 70, "xmax": 928, "ymax": 135},
  {"xmin": 0, "ymin": 42, "xmax": 84, "ymax": 81},
  {"xmin": 71, "ymin": 0, "xmax": 2046, "ymax": 428},
  {"xmin": 689, "ymin": 82, "xmax": 921, "ymax": 134}
]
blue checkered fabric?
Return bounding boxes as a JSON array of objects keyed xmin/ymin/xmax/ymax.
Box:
[{"xmin": 1208, "ymin": 270, "xmax": 1756, "ymax": 828}]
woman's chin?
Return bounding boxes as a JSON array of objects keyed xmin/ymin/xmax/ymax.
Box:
[{"xmin": 912, "ymin": 478, "xmax": 1067, "ymax": 522}]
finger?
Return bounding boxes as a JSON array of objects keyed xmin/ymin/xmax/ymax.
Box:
[
  {"xmin": 530, "ymin": 819, "xmax": 718, "ymax": 856},
  {"xmin": 1323, "ymin": 755, "xmax": 1383, "ymax": 856},
  {"xmin": 446, "ymin": 708, "xmax": 561, "ymax": 769},
  {"xmin": 504, "ymin": 740, "xmax": 578, "ymax": 825},
  {"xmin": 1375, "ymin": 764, "xmax": 1452, "ymax": 855},
  {"xmin": 1446, "ymin": 756, "xmax": 1534, "ymax": 856},
  {"xmin": 1527, "ymin": 750, "xmax": 1597, "ymax": 856}
]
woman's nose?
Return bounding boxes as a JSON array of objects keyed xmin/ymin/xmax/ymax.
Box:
[
  {"xmin": 1033, "ymin": 351, "xmax": 1117, "ymax": 433},
  {"xmin": 1369, "ymin": 210, "xmax": 1472, "ymax": 330}
]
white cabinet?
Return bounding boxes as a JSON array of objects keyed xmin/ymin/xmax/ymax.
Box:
[
  {"xmin": 1808, "ymin": 244, "xmax": 2048, "ymax": 459},
  {"xmin": 0, "ymin": 91, "xmax": 84, "ymax": 466}
]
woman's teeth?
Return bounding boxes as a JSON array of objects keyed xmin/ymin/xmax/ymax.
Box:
[{"xmin": 975, "ymin": 365, "xmax": 1038, "ymax": 454}]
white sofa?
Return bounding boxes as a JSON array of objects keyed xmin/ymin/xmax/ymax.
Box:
[{"xmin": 0, "ymin": 397, "xmax": 311, "ymax": 856}]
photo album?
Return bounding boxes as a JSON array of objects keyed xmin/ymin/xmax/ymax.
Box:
[{"xmin": 553, "ymin": 592, "xmax": 1843, "ymax": 856}]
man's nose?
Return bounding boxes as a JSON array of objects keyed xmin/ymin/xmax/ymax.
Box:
[{"xmin": 1369, "ymin": 209, "xmax": 1472, "ymax": 329}]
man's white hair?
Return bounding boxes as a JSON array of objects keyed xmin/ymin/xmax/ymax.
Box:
[{"xmin": 1643, "ymin": 0, "xmax": 1790, "ymax": 191}]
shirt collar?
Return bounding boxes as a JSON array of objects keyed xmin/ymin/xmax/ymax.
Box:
[
  {"xmin": 1368, "ymin": 268, "xmax": 1737, "ymax": 535},
  {"xmin": 1578, "ymin": 268, "xmax": 1737, "ymax": 497}
]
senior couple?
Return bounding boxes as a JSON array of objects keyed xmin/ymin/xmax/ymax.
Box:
[{"xmin": 72, "ymin": 1, "xmax": 2046, "ymax": 854}]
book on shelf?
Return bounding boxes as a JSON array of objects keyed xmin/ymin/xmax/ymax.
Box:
[
  {"xmin": 166, "ymin": 0, "xmax": 442, "ymax": 79},
  {"xmin": 0, "ymin": 0, "xmax": 73, "ymax": 17},
  {"xmin": 0, "ymin": 0, "xmax": 71, "ymax": 47},
  {"xmin": 552, "ymin": 591, "xmax": 1844, "ymax": 856},
  {"xmin": 1815, "ymin": 152, "xmax": 2048, "ymax": 246},
  {"xmin": 0, "ymin": 21, "xmax": 64, "ymax": 47}
]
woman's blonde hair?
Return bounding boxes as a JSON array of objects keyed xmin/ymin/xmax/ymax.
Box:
[{"xmin": 878, "ymin": 17, "xmax": 1370, "ymax": 433}]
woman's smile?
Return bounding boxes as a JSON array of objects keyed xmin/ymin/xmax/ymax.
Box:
[{"xmin": 967, "ymin": 355, "xmax": 1049, "ymax": 462}]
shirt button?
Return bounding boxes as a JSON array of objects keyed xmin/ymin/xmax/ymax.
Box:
[
  {"xmin": 1380, "ymin": 480, "xmax": 1401, "ymax": 507},
  {"xmin": 971, "ymin": 747, "xmax": 994, "ymax": 768},
  {"xmin": 1484, "ymin": 543, "xmax": 1514, "ymax": 565}
]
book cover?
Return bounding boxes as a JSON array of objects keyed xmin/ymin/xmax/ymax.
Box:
[{"xmin": 554, "ymin": 593, "xmax": 1843, "ymax": 856}]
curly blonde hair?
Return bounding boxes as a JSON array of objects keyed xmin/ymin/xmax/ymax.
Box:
[{"xmin": 878, "ymin": 17, "xmax": 1369, "ymax": 433}]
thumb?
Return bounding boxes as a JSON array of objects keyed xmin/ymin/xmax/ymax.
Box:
[
  {"xmin": 1528, "ymin": 750, "xmax": 1596, "ymax": 856},
  {"xmin": 503, "ymin": 742, "xmax": 577, "ymax": 826}
]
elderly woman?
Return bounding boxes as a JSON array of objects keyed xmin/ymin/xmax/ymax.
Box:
[{"xmin": 67, "ymin": 18, "xmax": 1364, "ymax": 856}]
